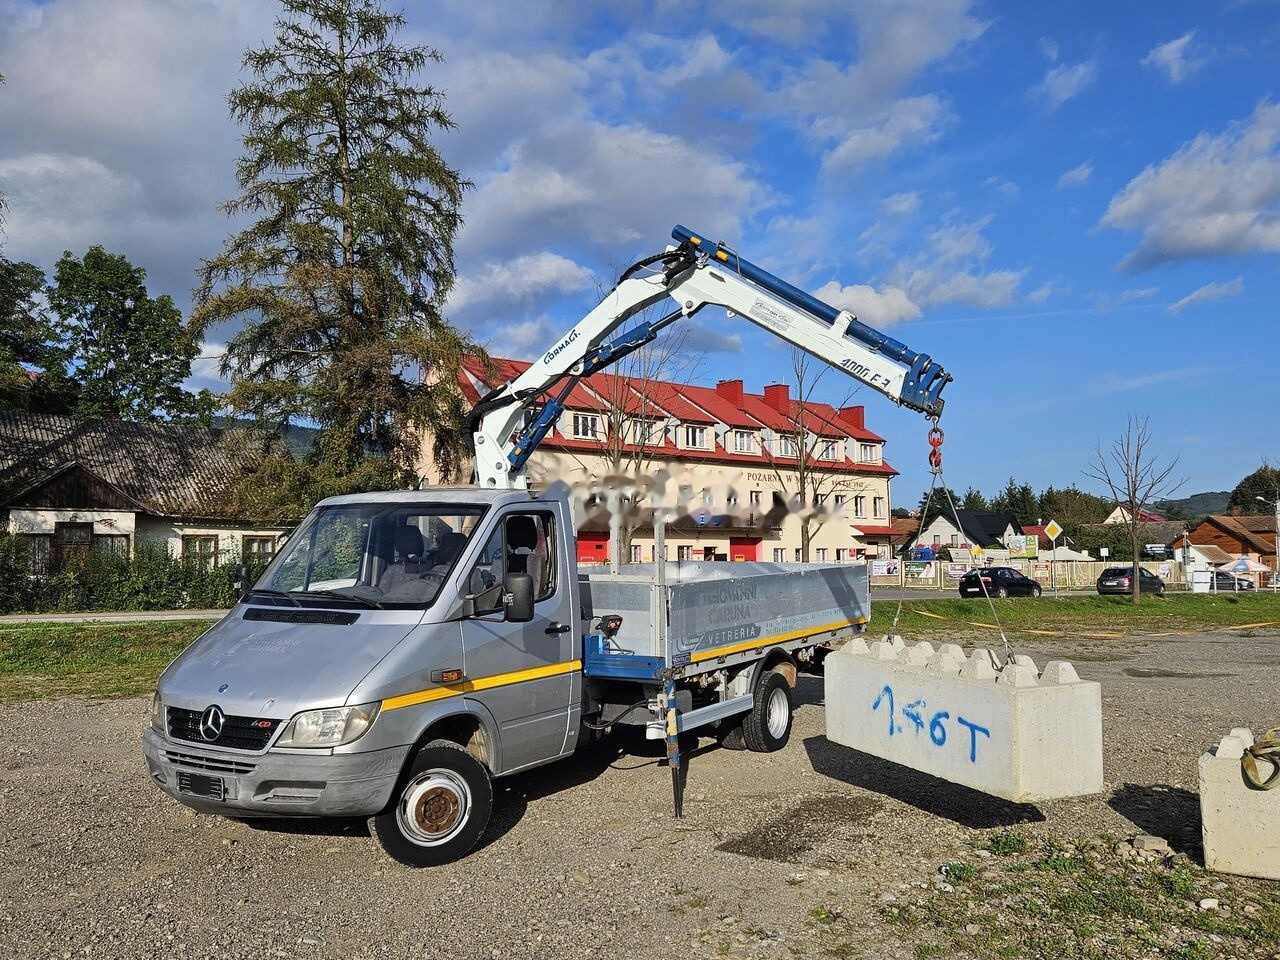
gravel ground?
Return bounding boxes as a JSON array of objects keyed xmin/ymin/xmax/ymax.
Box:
[{"xmin": 0, "ymin": 628, "xmax": 1276, "ymax": 960}]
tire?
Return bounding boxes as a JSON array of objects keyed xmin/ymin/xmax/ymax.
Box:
[
  {"xmin": 1032, "ymin": 586, "xmax": 1042, "ymax": 598},
  {"xmin": 742, "ymin": 670, "xmax": 793, "ymax": 753},
  {"xmin": 996, "ymin": 586, "xmax": 1009, "ymax": 599},
  {"xmin": 371, "ymin": 739, "xmax": 492, "ymax": 868},
  {"xmin": 717, "ymin": 719, "xmax": 747, "ymax": 751}
]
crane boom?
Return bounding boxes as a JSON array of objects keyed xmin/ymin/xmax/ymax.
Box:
[{"xmin": 468, "ymin": 225, "xmax": 952, "ymax": 489}]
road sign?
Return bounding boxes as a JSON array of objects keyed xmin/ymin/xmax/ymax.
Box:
[
  {"xmin": 1231, "ymin": 558, "xmax": 1250, "ymax": 574},
  {"xmin": 1044, "ymin": 520, "xmax": 1063, "ymax": 541}
]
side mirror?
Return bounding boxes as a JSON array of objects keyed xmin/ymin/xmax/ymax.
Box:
[
  {"xmin": 233, "ymin": 563, "xmax": 252, "ymax": 602},
  {"xmin": 503, "ymin": 573, "xmax": 535, "ymax": 623}
]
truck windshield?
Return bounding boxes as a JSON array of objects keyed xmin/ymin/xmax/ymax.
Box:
[{"xmin": 254, "ymin": 503, "xmax": 487, "ymax": 609}]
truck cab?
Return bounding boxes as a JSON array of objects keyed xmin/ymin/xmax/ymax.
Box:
[{"xmin": 144, "ymin": 487, "xmax": 585, "ymax": 866}]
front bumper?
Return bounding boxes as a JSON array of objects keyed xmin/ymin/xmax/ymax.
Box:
[{"xmin": 142, "ymin": 729, "xmax": 408, "ymax": 818}]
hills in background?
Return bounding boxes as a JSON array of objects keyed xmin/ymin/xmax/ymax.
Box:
[{"xmin": 1154, "ymin": 491, "xmax": 1231, "ymax": 522}]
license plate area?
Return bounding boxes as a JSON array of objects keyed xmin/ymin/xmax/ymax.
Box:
[{"xmin": 177, "ymin": 771, "xmax": 225, "ymax": 801}]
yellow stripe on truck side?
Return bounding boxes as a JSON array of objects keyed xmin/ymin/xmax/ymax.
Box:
[
  {"xmin": 381, "ymin": 659, "xmax": 583, "ymax": 712},
  {"xmin": 689, "ymin": 618, "xmax": 867, "ymax": 664}
]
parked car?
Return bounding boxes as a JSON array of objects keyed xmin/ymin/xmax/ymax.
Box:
[
  {"xmin": 1096, "ymin": 567, "xmax": 1165, "ymax": 596},
  {"xmin": 1210, "ymin": 570, "xmax": 1255, "ymax": 591},
  {"xmin": 958, "ymin": 566, "xmax": 1042, "ymax": 598}
]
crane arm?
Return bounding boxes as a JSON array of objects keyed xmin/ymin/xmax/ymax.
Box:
[{"xmin": 468, "ymin": 226, "xmax": 952, "ymax": 489}]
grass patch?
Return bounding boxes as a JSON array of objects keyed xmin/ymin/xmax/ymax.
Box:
[
  {"xmin": 881, "ymin": 593, "xmax": 1280, "ymax": 639},
  {"xmin": 890, "ymin": 841, "xmax": 1280, "ymax": 960},
  {"xmin": 984, "ymin": 831, "xmax": 1029, "ymax": 856},
  {"xmin": 0, "ymin": 620, "xmax": 210, "ymax": 701},
  {"xmin": 943, "ymin": 861, "xmax": 978, "ymax": 883}
]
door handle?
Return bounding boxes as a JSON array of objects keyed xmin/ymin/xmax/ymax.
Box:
[{"xmin": 544, "ymin": 621, "xmax": 572, "ymax": 635}]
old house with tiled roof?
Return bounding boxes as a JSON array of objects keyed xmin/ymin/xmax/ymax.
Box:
[
  {"xmin": 424, "ymin": 358, "xmax": 900, "ymax": 563},
  {"xmin": 1185, "ymin": 514, "xmax": 1278, "ymax": 585},
  {"xmin": 0, "ymin": 413, "xmax": 291, "ymax": 569}
]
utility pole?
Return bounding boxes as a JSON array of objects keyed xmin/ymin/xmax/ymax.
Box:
[{"xmin": 1258, "ymin": 496, "xmax": 1280, "ymax": 590}]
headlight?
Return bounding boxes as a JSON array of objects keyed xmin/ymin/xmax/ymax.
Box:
[
  {"xmin": 276, "ymin": 702, "xmax": 380, "ymax": 748},
  {"xmin": 151, "ymin": 691, "xmax": 164, "ymax": 733}
]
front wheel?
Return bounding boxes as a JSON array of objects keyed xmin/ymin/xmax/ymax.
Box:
[
  {"xmin": 371, "ymin": 739, "xmax": 492, "ymax": 867},
  {"xmin": 742, "ymin": 670, "xmax": 794, "ymax": 753},
  {"xmin": 1032, "ymin": 586, "xmax": 1042, "ymax": 598}
]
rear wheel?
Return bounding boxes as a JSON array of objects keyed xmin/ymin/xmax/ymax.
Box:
[
  {"xmin": 371, "ymin": 739, "xmax": 492, "ymax": 868},
  {"xmin": 742, "ymin": 670, "xmax": 793, "ymax": 753},
  {"xmin": 996, "ymin": 586, "xmax": 1009, "ymax": 598}
]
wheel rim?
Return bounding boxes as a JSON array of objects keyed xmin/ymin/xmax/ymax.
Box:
[
  {"xmin": 397, "ymin": 768, "xmax": 471, "ymax": 847},
  {"xmin": 765, "ymin": 686, "xmax": 789, "ymax": 738}
]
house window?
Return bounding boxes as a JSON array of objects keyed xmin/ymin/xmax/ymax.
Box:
[
  {"xmin": 793, "ymin": 548, "xmax": 802, "ymax": 562},
  {"xmin": 859, "ymin": 443, "xmax": 876, "ymax": 462},
  {"xmin": 20, "ymin": 534, "xmax": 52, "ymax": 574},
  {"xmin": 92, "ymin": 534, "xmax": 130, "ymax": 557},
  {"xmin": 243, "ymin": 536, "xmax": 277, "ymax": 562},
  {"xmin": 572, "ymin": 413, "xmax": 599, "ymax": 439},
  {"xmin": 819, "ymin": 439, "xmax": 838, "ymax": 460},
  {"xmin": 854, "ymin": 495, "xmax": 866, "ymax": 518},
  {"xmin": 733, "ymin": 430, "xmax": 754, "ymax": 454},
  {"xmin": 182, "ymin": 535, "xmax": 219, "ymax": 567},
  {"xmin": 629, "ymin": 544, "xmax": 642, "ymax": 563},
  {"xmin": 834, "ymin": 494, "xmax": 847, "ymax": 509},
  {"xmin": 836, "ymin": 548, "xmax": 849, "ymax": 562},
  {"xmin": 54, "ymin": 522, "xmax": 93, "ymax": 563},
  {"xmin": 677, "ymin": 545, "xmax": 693, "ymax": 561},
  {"xmin": 816, "ymin": 548, "xmax": 829, "ymax": 562},
  {"xmin": 727, "ymin": 493, "xmax": 739, "ymax": 508},
  {"xmin": 815, "ymin": 493, "xmax": 828, "ymax": 508},
  {"xmin": 684, "ymin": 425, "xmax": 707, "ymax": 449},
  {"xmin": 701, "ymin": 489, "xmax": 714, "ymax": 506},
  {"xmin": 950, "ymin": 534, "xmax": 959, "ymax": 548},
  {"xmin": 776, "ymin": 436, "xmax": 799, "ymax": 458},
  {"xmin": 749, "ymin": 490, "xmax": 762, "ymax": 505},
  {"xmin": 773, "ymin": 548, "xmax": 786, "ymax": 562},
  {"xmin": 873, "ymin": 497, "xmax": 886, "ymax": 519},
  {"xmin": 629, "ymin": 419, "xmax": 662, "ymax": 445},
  {"xmin": 932, "ymin": 534, "xmax": 942, "ymax": 546}
]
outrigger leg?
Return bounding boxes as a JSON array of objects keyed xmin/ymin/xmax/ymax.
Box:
[{"xmin": 663, "ymin": 675, "xmax": 684, "ymax": 817}]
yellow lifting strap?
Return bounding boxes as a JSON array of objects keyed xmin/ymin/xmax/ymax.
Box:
[{"xmin": 1242, "ymin": 727, "xmax": 1280, "ymax": 790}]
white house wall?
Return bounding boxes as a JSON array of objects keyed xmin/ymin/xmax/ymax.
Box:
[
  {"xmin": 8, "ymin": 508, "xmax": 137, "ymax": 537},
  {"xmin": 133, "ymin": 518, "xmax": 291, "ymax": 559}
]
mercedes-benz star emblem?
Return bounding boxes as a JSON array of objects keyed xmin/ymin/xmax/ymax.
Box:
[{"xmin": 199, "ymin": 705, "xmax": 225, "ymax": 742}]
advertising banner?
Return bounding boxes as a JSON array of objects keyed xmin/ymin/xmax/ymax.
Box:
[{"xmin": 1007, "ymin": 535, "xmax": 1038, "ymax": 559}]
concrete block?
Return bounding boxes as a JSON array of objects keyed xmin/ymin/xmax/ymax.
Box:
[
  {"xmin": 1199, "ymin": 728, "xmax": 1280, "ymax": 881},
  {"xmin": 824, "ymin": 639, "xmax": 1103, "ymax": 802}
]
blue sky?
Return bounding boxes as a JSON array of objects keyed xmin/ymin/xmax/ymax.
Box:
[{"xmin": 1, "ymin": 0, "xmax": 1277, "ymax": 509}]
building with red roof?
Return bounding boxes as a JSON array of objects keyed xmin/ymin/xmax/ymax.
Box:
[{"xmin": 426, "ymin": 359, "xmax": 900, "ymax": 565}]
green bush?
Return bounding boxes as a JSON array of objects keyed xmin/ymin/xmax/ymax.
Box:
[{"xmin": 0, "ymin": 534, "xmax": 270, "ymax": 614}]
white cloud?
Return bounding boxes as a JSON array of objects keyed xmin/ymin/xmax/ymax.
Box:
[
  {"xmin": 888, "ymin": 215, "xmax": 1026, "ymax": 309},
  {"xmin": 1034, "ymin": 60, "xmax": 1097, "ymax": 109},
  {"xmin": 1168, "ymin": 277, "xmax": 1245, "ymax": 314},
  {"xmin": 1141, "ymin": 32, "xmax": 1206, "ymax": 85},
  {"xmin": 1116, "ymin": 287, "xmax": 1158, "ymax": 303},
  {"xmin": 881, "ymin": 192, "xmax": 921, "ymax": 216},
  {"xmin": 1100, "ymin": 101, "xmax": 1280, "ymax": 269},
  {"xmin": 1056, "ymin": 162, "xmax": 1093, "ymax": 189},
  {"xmin": 1024, "ymin": 280, "xmax": 1075, "ymax": 302},
  {"xmin": 1038, "ymin": 38, "xmax": 1059, "ymax": 62},
  {"xmin": 822, "ymin": 96, "xmax": 947, "ymax": 172},
  {"xmin": 812, "ymin": 281, "xmax": 922, "ymax": 327},
  {"xmin": 449, "ymin": 252, "xmax": 596, "ymax": 312}
]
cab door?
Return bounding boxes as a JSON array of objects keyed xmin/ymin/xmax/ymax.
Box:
[{"xmin": 459, "ymin": 509, "xmax": 576, "ymax": 772}]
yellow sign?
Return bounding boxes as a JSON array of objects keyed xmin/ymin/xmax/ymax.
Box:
[{"xmin": 1044, "ymin": 520, "xmax": 1063, "ymax": 541}]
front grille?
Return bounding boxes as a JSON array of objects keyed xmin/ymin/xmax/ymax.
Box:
[
  {"xmin": 167, "ymin": 707, "xmax": 283, "ymax": 752},
  {"xmin": 163, "ymin": 749, "xmax": 257, "ymax": 775}
]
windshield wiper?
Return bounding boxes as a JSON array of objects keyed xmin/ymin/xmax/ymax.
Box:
[
  {"xmin": 245, "ymin": 588, "xmax": 301, "ymax": 607},
  {"xmin": 300, "ymin": 589, "xmax": 384, "ymax": 609}
]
